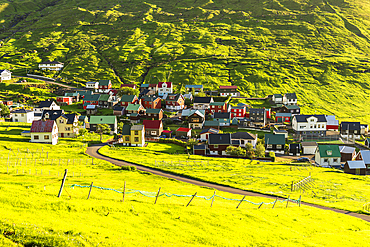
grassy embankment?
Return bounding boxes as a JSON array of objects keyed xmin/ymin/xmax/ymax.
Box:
[
  {"xmin": 100, "ymin": 142, "xmax": 370, "ymax": 213},
  {"xmin": 0, "ymin": 0, "xmax": 370, "ymax": 122},
  {"xmin": 0, "ymin": 124, "xmax": 370, "ymax": 246}
]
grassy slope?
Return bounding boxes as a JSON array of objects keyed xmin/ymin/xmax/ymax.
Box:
[
  {"xmin": 1, "ymin": 124, "xmax": 370, "ymax": 246},
  {"xmin": 0, "ymin": 0, "xmax": 369, "ymax": 121},
  {"xmin": 100, "ymin": 143, "xmax": 370, "ymax": 213}
]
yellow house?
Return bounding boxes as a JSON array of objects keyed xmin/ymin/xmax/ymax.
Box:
[
  {"xmin": 55, "ymin": 114, "xmax": 79, "ymax": 138},
  {"xmin": 121, "ymin": 125, "xmax": 145, "ymax": 147}
]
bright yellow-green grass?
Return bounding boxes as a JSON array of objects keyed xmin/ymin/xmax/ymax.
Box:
[
  {"xmin": 101, "ymin": 142, "xmax": 370, "ymax": 213},
  {"xmin": 1, "ymin": 123, "xmax": 370, "ymax": 245}
]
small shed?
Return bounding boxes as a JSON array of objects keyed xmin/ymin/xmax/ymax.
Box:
[
  {"xmin": 193, "ymin": 145, "xmax": 207, "ymax": 155},
  {"xmin": 162, "ymin": 130, "xmax": 172, "ymax": 138},
  {"xmin": 289, "ymin": 144, "xmax": 301, "ymax": 156},
  {"xmin": 344, "ymin": 160, "xmax": 366, "ymax": 175},
  {"xmin": 176, "ymin": 127, "xmax": 192, "ymax": 139},
  {"xmin": 301, "ymin": 142, "xmax": 317, "ymax": 155},
  {"xmin": 339, "ymin": 146, "xmax": 356, "ymax": 163}
]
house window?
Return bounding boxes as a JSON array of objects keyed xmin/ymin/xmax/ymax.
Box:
[
  {"xmin": 65, "ymin": 127, "xmax": 70, "ymax": 131},
  {"xmin": 135, "ymin": 131, "xmax": 138, "ymax": 135},
  {"xmin": 310, "ymin": 119, "xmax": 314, "ymax": 122},
  {"xmin": 300, "ymin": 126, "xmax": 305, "ymax": 129},
  {"xmin": 324, "ymin": 159, "xmax": 328, "ymax": 163},
  {"xmin": 34, "ymin": 135, "xmax": 39, "ymax": 140},
  {"xmin": 21, "ymin": 114, "xmax": 24, "ymax": 117},
  {"xmin": 333, "ymin": 158, "xmax": 338, "ymax": 163},
  {"xmin": 192, "ymin": 118, "xmax": 199, "ymax": 122},
  {"xmin": 59, "ymin": 120, "xmax": 64, "ymax": 123},
  {"xmin": 214, "ymin": 145, "xmax": 218, "ymax": 148},
  {"xmin": 44, "ymin": 135, "xmax": 49, "ymax": 140},
  {"xmin": 125, "ymin": 136, "xmax": 129, "ymax": 141},
  {"xmin": 354, "ymin": 130, "xmax": 357, "ymax": 134},
  {"xmin": 151, "ymin": 131, "xmax": 156, "ymax": 135},
  {"xmin": 267, "ymin": 144, "xmax": 273, "ymax": 149},
  {"xmin": 134, "ymin": 137, "xmax": 139, "ymax": 142},
  {"xmin": 276, "ymin": 145, "xmax": 282, "ymax": 149}
]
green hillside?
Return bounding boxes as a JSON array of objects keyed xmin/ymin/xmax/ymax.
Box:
[{"xmin": 1, "ymin": 0, "xmax": 370, "ymax": 121}]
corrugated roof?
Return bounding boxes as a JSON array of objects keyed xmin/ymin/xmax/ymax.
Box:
[
  {"xmin": 98, "ymin": 94, "xmax": 110, "ymax": 101},
  {"xmin": 30, "ymin": 120, "xmax": 55, "ymax": 133},
  {"xmin": 358, "ymin": 150, "xmax": 370, "ymax": 164},
  {"xmin": 126, "ymin": 104, "xmax": 141, "ymax": 111},
  {"xmin": 339, "ymin": 146, "xmax": 356, "ymax": 154},
  {"xmin": 99, "ymin": 80, "xmax": 111, "ymax": 86},
  {"xmin": 146, "ymin": 108, "xmax": 162, "ymax": 114},
  {"xmin": 120, "ymin": 95, "xmax": 137, "ymax": 102},
  {"xmin": 90, "ymin": 116, "xmax": 116, "ymax": 124},
  {"xmin": 346, "ymin": 160, "xmax": 366, "ymax": 169}
]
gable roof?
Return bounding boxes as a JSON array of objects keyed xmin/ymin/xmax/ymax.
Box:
[
  {"xmin": 358, "ymin": 150, "xmax": 370, "ymax": 164},
  {"xmin": 141, "ymin": 95, "xmax": 159, "ymax": 102},
  {"xmin": 341, "ymin": 122, "xmax": 361, "ymax": 131},
  {"xmin": 86, "ymin": 81, "xmax": 98, "ymax": 85},
  {"xmin": 219, "ymin": 86, "xmax": 237, "ymax": 89},
  {"xmin": 200, "ymin": 128, "xmax": 219, "ymax": 135},
  {"xmin": 204, "ymin": 120, "xmax": 220, "ymax": 127},
  {"xmin": 90, "ymin": 116, "xmax": 116, "ymax": 124},
  {"xmin": 83, "ymin": 94, "xmax": 100, "ymax": 101},
  {"xmin": 113, "ymin": 105, "xmax": 125, "ymax": 111},
  {"xmin": 39, "ymin": 61, "xmax": 63, "ymax": 65},
  {"xmin": 131, "ymin": 125, "xmax": 144, "ymax": 131},
  {"xmin": 98, "ymin": 94, "xmax": 111, "ymax": 101},
  {"xmin": 194, "ymin": 145, "xmax": 207, "ymax": 150},
  {"xmin": 250, "ymin": 108, "xmax": 265, "ymax": 114},
  {"xmin": 317, "ymin": 145, "xmax": 341, "ymax": 158},
  {"xmin": 285, "ymin": 93, "xmax": 297, "ymax": 99},
  {"xmin": 166, "ymin": 94, "xmax": 183, "ymax": 102},
  {"xmin": 301, "ymin": 142, "xmax": 317, "ymax": 147},
  {"xmin": 38, "ymin": 100, "xmax": 57, "ymax": 108},
  {"xmin": 346, "ymin": 160, "xmax": 366, "ymax": 169},
  {"xmin": 285, "ymin": 105, "xmax": 300, "ymax": 110},
  {"xmin": 189, "ymin": 110, "xmax": 205, "ymax": 119},
  {"xmin": 146, "ymin": 108, "xmax": 162, "ymax": 114},
  {"xmin": 214, "ymin": 112, "xmax": 231, "ymax": 119},
  {"xmin": 273, "ymin": 94, "xmax": 283, "ymax": 98},
  {"xmin": 339, "ymin": 146, "xmax": 356, "ymax": 154},
  {"xmin": 209, "ymin": 134, "xmax": 231, "ymax": 145},
  {"xmin": 42, "ymin": 110, "xmax": 64, "ymax": 120},
  {"xmin": 143, "ymin": 120, "xmax": 162, "ymax": 129},
  {"xmin": 30, "ymin": 120, "xmax": 55, "ymax": 133},
  {"xmin": 185, "ymin": 85, "xmax": 203, "ymax": 89},
  {"xmin": 176, "ymin": 127, "xmax": 191, "ymax": 132},
  {"xmin": 326, "ymin": 115, "xmax": 339, "ymax": 125},
  {"xmin": 63, "ymin": 114, "xmax": 77, "ymax": 124},
  {"xmin": 194, "ymin": 97, "xmax": 213, "ymax": 104},
  {"xmin": 78, "ymin": 115, "xmax": 88, "ymax": 121},
  {"xmin": 12, "ymin": 109, "xmax": 32, "ymax": 113},
  {"xmin": 276, "ymin": 113, "xmax": 292, "ymax": 117},
  {"xmin": 86, "ymin": 105, "xmax": 97, "ymax": 110},
  {"xmin": 264, "ymin": 134, "xmax": 285, "ymax": 145},
  {"xmin": 158, "ymin": 82, "xmax": 172, "ymax": 88},
  {"xmin": 126, "ymin": 104, "xmax": 142, "ymax": 111},
  {"xmin": 231, "ymin": 132, "xmax": 256, "ymax": 140},
  {"xmin": 122, "ymin": 125, "xmax": 131, "ymax": 135},
  {"xmin": 120, "ymin": 95, "xmax": 137, "ymax": 102},
  {"xmin": 210, "ymin": 102, "xmax": 226, "ymax": 106},
  {"xmin": 99, "ymin": 80, "xmax": 111, "ymax": 86},
  {"xmin": 294, "ymin": 115, "xmax": 327, "ymax": 123},
  {"xmin": 181, "ymin": 109, "xmax": 205, "ymax": 118}
]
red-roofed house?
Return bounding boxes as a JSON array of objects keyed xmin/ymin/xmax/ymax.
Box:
[
  {"xmin": 158, "ymin": 82, "xmax": 173, "ymax": 96},
  {"xmin": 30, "ymin": 120, "xmax": 58, "ymax": 145},
  {"xmin": 176, "ymin": 127, "xmax": 192, "ymax": 139},
  {"xmin": 219, "ymin": 86, "xmax": 240, "ymax": 97},
  {"xmin": 143, "ymin": 120, "xmax": 163, "ymax": 137},
  {"xmin": 120, "ymin": 84, "xmax": 137, "ymax": 89}
]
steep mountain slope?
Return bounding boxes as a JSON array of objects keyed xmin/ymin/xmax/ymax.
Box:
[{"xmin": 1, "ymin": 0, "xmax": 370, "ymax": 122}]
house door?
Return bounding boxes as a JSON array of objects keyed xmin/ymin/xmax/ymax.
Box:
[
  {"xmin": 356, "ymin": 169, "xmax": 360, "ymax": 175},
  {"xmin": 61, "ymin": 133, "xmax": 64, "ymax": 138}
]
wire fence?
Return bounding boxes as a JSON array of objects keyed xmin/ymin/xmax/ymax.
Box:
[{"xmin": 69, "ymin": 183, "xmax": 302, "ymax": 209}]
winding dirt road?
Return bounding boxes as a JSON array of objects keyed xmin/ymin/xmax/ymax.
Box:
[{"xmin": 86, "ymin": 144, "xmax": 370, "ymax": 222}]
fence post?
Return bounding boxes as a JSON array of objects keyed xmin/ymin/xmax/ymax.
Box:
[
  {"xmin": 272, "ymin": 197, "xmax": 278, "ymax": 209},
  {"xmin": 258, "ymin": 202, "xmax": 263, "ymax": 209},
  {"xmin": 154, "ymin": 187, "xmax": 161, "ymax": 204},
  {"xmin": 87, "ymin": 182, "xmax": 93, "ymax": 199},
  {"xmin": 286, "ymin": 196, "xmax": 290, "ymax": 208},
  {"xmin": 236, "ymin": 195, "xmax": 246, "ymax": 209},
  {"xmin": 57, "ymin": 169, "xmax": 68, "ymax": 198},
  {"xmin": 122, "ymin": 181, "xmax": 126, "ymax": 202},
  {"xmin": 186, "ymin": 192, "xmax": 197, "ymax": 207},
  {"xmin": 291, "ymin": 181, "xmax": 294, "ymax": 192},
  {"xmin": 211, "ymin": 191, "xmax": 216, "ymax": 207},
  {"xmin": 299, "ymin": 195, "xmax": 302, "ymax": 207}
]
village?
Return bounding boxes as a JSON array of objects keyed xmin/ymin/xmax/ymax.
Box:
[{"xmin": 0, "ymin": 62, "xmax": 368, "ymax": 177}]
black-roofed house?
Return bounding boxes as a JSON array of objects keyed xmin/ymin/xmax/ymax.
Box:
[
  {"xmin": 283, "ymin": 93, "xmax": 297, "ymax": 106},
  {"xmin": 289, "ymin": 144, "xmax": 301, "ymax": 156},
  {"xmin": 340, "ymin": 122, "xmax": 361, "ymax": 140},
  {"xmin": 231, "ymin": 132, "xmax": 257, "ymax": 148},
  {"xmin": 292, "ymin": 115, "xmax": 327, "ymax": 136},
  {"xmin": 34, "ymin": 99, "xmax": 60, "ymax": 117},
  {"xmin": 265, "ymin": 134, "xmax": 285, "ymax": 154},
  {"xmin": 199, "ymin": 128, "xmax": 220, "ymax": 142},
  {"xmin": 193, "ymin": 144, "xmax": 207, "ymax": 156},
  {"xmin": 42, "ymin": 110, "xmax": 78, "ymax": 137},
  {"xmin": 249, "ymin": 108, "xmax": 266, "ymax": 127},
  {"xmin": 208, "ymin": 134, "xmax": 233, "ymax": 156},
  {"xmin": 113, "ymin": 105, "xmax": 125, "ymax": 116},
  {"xmin": 213, "ymin": 112, "xmax": 232, "ymax": 126},
  {"xmin": 11, "ymin": 109, "xmax": 34, "ymax": 123},
  {"xmin": 193, "ymin": 97, "xmax": 214, "ymax": 111}
]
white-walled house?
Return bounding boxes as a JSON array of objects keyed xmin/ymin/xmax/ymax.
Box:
[
  {"xmin": 292, "ymin": 115, "xmax": 327, "ymax": 136},
  {"xmin": 30, "ymin": 120, "xmax": 58, "ymax": 145},
  {"xmin": 0, "ymin": 70, "xmax": 11, "ymax": 80},
  {"xmin": 38, "ymin": 61, "xmax": 64, "ymax": 71},
  {"xmin": 283, "ymin": 93, "xmax": 297, "ymax": 105},
  {"xmin": 12, "ymin": 109, "xmax": 34, "ymax": 123},
  {"xmin": 33, "ymin": 100, "xmax": 60, "ymax": 119},
  {"xmin": 231, "ymin": 132, "xmax": 257, "ymax": 148},
  {"xmin": 158, "ymin": 82, "xmax": 173, "ymax": 96},
  {"xmin": 314, "ymin": 145, "xmax": 341, "ymax": 168},
  {"xmin": 86, "ymin": 81, "xmax": 99, "ymax": 90}
]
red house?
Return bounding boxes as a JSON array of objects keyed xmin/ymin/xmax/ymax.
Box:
[
  {"xmin": 141, "ymin": 96, "xmax": 161, "ymax": 109},
  {"xmin": 231, "ymin": 106, "xmax": 246, "ymax": 118},
  {"xmin": 143, "ymin": 120, "xmax": 163, "ymax": 137},
  {"xmin": 120, "ymin": 95, "xmax": 139, "ymax": 107},
  {"xmin": 209, "ymin": 102, "xmax": 229, "ymax": 114},
  {"xmin": 275, "ymin": 113, "xmax": 292, "ymax": 123},
  {"xmin": 56, "ymin": 96, "xmax": 73, "ymax": 105},
  {"xmin": 98, "ymin": 80, "xmax": 112, "ymax": 92}
]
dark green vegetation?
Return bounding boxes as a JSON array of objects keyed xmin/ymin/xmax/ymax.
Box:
[{"xmin": 0, "ymin": 0, "xmax": 370, "ymax": 121}]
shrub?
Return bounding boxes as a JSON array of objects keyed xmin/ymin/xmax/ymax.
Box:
[
  {"xmin": 269, "ymin": 151, "xmax": 276, "ymax": 162},
  {"xmin": 121, "ymin": 166, "xmax": 137, "ymax": 171}
]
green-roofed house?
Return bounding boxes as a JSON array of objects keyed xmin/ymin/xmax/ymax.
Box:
[
  {"xmin": 98, "ymin": 94, "xmax": 115, "ymax": 108},
  {"xmin": 315, "ymin": 145, "xmax": 341, "ymax": 168},
  {"xmin": 64, "ymin": 92, "xmax": 80, "ymax": 102},
  {"xmin": 97, "ymin": 80, "xmax": 112, "ymax": 93},
  {"xmin": 281, "ymin": 104, "xmax": 300, "ymax": 115},
  {"xmin": 264, "ymin": 134, "xmax": 285, "ymax": 154},
  {"xmin": 204, "ymin": 120, "xmax": 221, "ymax": 129},
  {"xmin": 120, "ymin": 95, "xmax": 139, "ymax": 107},
  {"xmin": 272, "ymin": 94, "xmax": 283, "ymax": 104},
  {"xmin": 145, "ymin": 108, "xmax": 163, "ymax": 120},
  {"xmin": 125, "ymin": 103, "xmax": 145, "ymax": 117},
  {"xmin": 89, "ymin": 116, "xmax": 117, "ymax": 134}
]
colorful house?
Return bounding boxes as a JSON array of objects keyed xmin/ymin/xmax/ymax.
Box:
[
  {"xmin": 125, "ymin": 103, "xmax": 145, "ymax": 116},
  {"xmin": 143, "ymin": 120, "xmax": 163, "ymax": 137},
  {"xmin": 265, "ymin": 133, "xmax": 285, "ymax": 154},
  {"xmin": 97, "ymin": 80, "xmax": 112, "ymax": 93},
  {"xmin": 165, "ymin": 94, "xmax": 185, "ymax": 111},
  {"xmin": 176, "ymin": 127, "xmax": 192, "ymax": 139},
  {"xmin": 158, "ymin": 82, "xmax": 173, "ymax": 96},
  {"xmin": 315, "ymin": 145, "xmax": 341, "ymax": 168},
  {"xmin": 199, "ymin": 128, "xmax": 220, "ymax": 142},
  {"xmin": 188, "ymin": 110, "xmax": 205, "ymax": 129},
  {"xmin": 231, "ymin": 106, "xmax": 246, "ymax": 119},
  {"xmin": 141, "ymin": 95, "xmax": 161, "ymax": 109},
  {"xmin": 83, "ymin": 94, "xmax": 100, "ymax": 109},
  {"xmin": 219, "ymin": 86, "xmax": 239, "ymax": 97},
  {"xmin": 276, "ymin": 113, "xmax": 292, "ymax": 123},
  {"xmin": 145, "ymin": 108, "xmax": 163, "ymax": 120},
  {"xmin": 121, "ymin": 125, "xmax": 145, "ymax": 147},
  {"xmin": 89, "ymin": 116, "xmax": 117, "ymax": 134},
  {"xmin": 56, "ymin": 96, "xmax": 73, "ymax": 105},
  {"xmin": 30, "ymin": 120, "xmax": 58, "ymax": 145},
  {"xmin": 209, "ymin": 102, "xmax": 229, "ymax": 114},
  {"xmin": 120, "ymin": 95, "xmax": 139, "ymax": 107},
  {"xmin": 12, "ymin": 109, "xmax": 34, "ymax": 123},
  {"xmin": 185, "ymin": 85, "xmax": 203, "ymax": 94}
]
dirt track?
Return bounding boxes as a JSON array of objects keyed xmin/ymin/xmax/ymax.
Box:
[{"xmin": 86, "ymin": 144, "xmax": 370, "ymax": 222}]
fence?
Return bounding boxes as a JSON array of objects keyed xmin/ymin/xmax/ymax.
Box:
[
  {"xmin": 68, "ymin": 182, "xmax": 302, "ymax": 209},
  {"xmin": 291, "ymin": 175, "xmax": 315, "ymax": 194},
  {"xmin": 363, "ymin": 203, "xmax": 370, "ymax": 212}
]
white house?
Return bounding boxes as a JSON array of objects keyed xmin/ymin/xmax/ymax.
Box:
[
  {"xmin": 0, "ymin": 70, "xmax": 11, "ymax": 80},
  {"xmin": 272, "ymin": 94, "xmax": 283, "ymax": 104},
  {"xmin": 38, "ymin": 61, "xmax": 64, "ymax": 71},
  {"xmin": 199, "ymin": 128, "xmax": 219, "ymax": 142},
  {"xmin": 158, "ymin": 82, "xmax": 173, "ymax": 96},
  {"xmin": 292, "ymin": 115, "xmax": 327, "ymax": 136},
  {"xmin": 314, "ymin": 145, "xmax": 341, "ymax": 168},
  {"xmin": 12, "ymin": 109, "xmax": 34, "ymax": 123},
  {"xmin": 301, "ymin": 142, "xmax": 317, "ymax": 155},
  {"xmin": 283, "ymin": 93, "xmax": 297, "ymax": 105},
  {"xmin": 86, "ymin": 81, "xmax": 99, "ymax": 90},
  {"xmin": 33, "ymin": 100, "xmax": 60, "ymax": 119},
  {"xmin": 193, "ymin": 97, "xmax": 214, "ymax": 110},
  {"xmin": 30, "ymin": 120, "xmax": 58, "ymax": 145}
]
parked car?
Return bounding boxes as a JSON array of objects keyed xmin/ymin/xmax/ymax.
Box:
[{"xmin": 297, "ymin": 157, "xmax": 310, "ymax": 162}]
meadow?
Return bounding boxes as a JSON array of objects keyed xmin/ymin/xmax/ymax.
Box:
[
  {"xmin": 1, "ymin": 122, "xmax": 370, "ymax": 245},
  {"xmin": 100, "ymin": 142, "xmax": 370, "ymax": 213},
  {"xmin": 0, "ymin": 0, "xmax": 370, "ymax": 122}
]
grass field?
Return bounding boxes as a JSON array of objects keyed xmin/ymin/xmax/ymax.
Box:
[
  {"xmin": 1, "ymin": 123, "xmax": 370, "ymax": 245},
  {"xmin": 0, "ymin": 0, "xmax": 370, "ymax": 123},
  {"xmin": 100, "ymin": 142, "xmax": 370, "ymax": 213}
]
